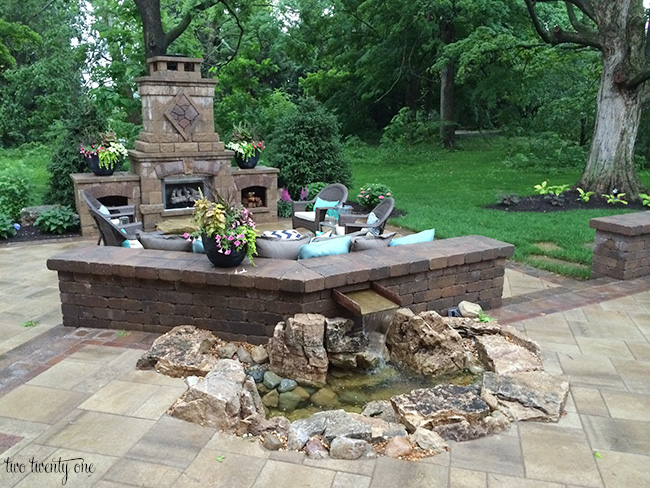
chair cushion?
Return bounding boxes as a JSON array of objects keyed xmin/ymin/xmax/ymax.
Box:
[
  {"xmin": 192, "ymin": 237, "xmax": 205, "ymax": 253},
  {"xmin": 294, "ymin": 211, "xmax": 316, "ymax": 222},
  {"xmin": 137, "ymin": 232, "xmax": 193, "ymax": 252},
  {"xmin": 389, "ymin": 229, "xmax": 435, "ymax": 247},
  {"xmin": 351, "ymin": 232, "xmax": 396, "ymax": 252},
  {"xmin": 120, "ymin": 239, "xmax": 144, "ymax": 249},
  {"xmin": 314, "ymin": 197, "xmax": 339, "ymax": 209},
  {"xmin": 257, "ymin": 234, "xmax": 312, "ymax": 259},
  {"xmin": 298, "ymin": 235, "xmax": 352, "ymax": 259},
  {"xmin": 98, "ymin": 204, "xmax": 111, "ymax": 216}
]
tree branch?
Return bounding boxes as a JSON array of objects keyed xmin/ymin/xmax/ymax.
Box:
[
  {"xmin": 164, "ymin": 0, "xmax": 217, "ymax": 51},
  {"xmin": 566, "ymin": 3, "xmax": 597, "ymax": 38},
  {"xmin": 533, "ymin": 0, "xmax": 597, "ymax": 24},
  {"xmin": 524, "ymin": 0, "xmax": 601, "ymax": 49},
  {"xmin": 523, "ymin": 0, "xmax": 553, "ymax": 44},
  {"xmin": 622, "ymin": 65, "xmax": 650, "ymax": 90}
]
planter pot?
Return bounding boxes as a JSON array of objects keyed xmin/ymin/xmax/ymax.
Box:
[
  {"xmin": 235, "ymin": 149, "xmax": 260, "ymax": 169},
  {"xmin": 202, "ymin": 234, "xmax": 247, "ymax": 267},
  {"xmin": 85, "ymin": 154, "xmax": 117, "ymax": 176}
]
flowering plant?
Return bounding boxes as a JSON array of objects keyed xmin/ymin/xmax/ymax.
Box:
[
  {"xmin": 277, "ymin": 188, "xmax": 292, "ymax": 218},
  {"xmin": 188, "ymin": 191, "xmax": 257, "ymax": 263},
  {"xmin": 356, "ymin": 183, "xmax": 392, "ymax": 209},
  {"xmin": 80, "ymin": 132, "xmax": 129, "ymax": 169},
  {"xmin": 225, "ymin": 122, "xmax": 265, "ymax": 162}
]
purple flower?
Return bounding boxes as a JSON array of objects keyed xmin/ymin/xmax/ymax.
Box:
[
  {"xmin": 281, "ymin": 188, "xmax": 291, "ymax": 202},
  {"xmin": 300, "ymin": 187, "xmax": 309, "ymax": 200}
]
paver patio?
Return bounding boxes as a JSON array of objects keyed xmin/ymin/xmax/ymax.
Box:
[{"xmin": 0, "ymin": 236, "xmax": 649, "ymax": 487}]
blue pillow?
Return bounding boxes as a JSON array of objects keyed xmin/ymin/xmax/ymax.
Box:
[
  {"xmin": 298, "ymin": 235, "xmax": 352, "ymax": 259},
  {"xmin": 120, "ymin": 240, "xmax": 130, "ymax": 248},
  {"xmin": 314, "ymin": 197, "xmax": 339, "ymax": 209},
  {"xmin": 98, "ymin": 204, "xmax": 111, "ymax": 216},
  {"xmin": 389, "ymin": 229, "xmax": 435, "ymax": 246},
  {"xmin": 192, "ymin": 238, "xmax": 205, "ymax": 253}
]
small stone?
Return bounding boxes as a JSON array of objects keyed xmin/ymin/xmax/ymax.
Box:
[
  {"xmin": 458, "ymin": 301, "xmax": 482, "ymax": 318},
  {"xmin": 310, "ymin": 388, "xmax": 340, "ymax": 409},
  {"xmin": 410, "ymin": 427, "xmax": 448, "ymax": 453},
  {"xmin": 251, "ymin": 345, "xmax": 269, "ymax": 364},
  {"xmin": 339, "ymin": 390, "xmax": 369, "ymax": 406},
  {"xmin": 305, "ymin": 439, "xmax": 329, "ymax": 459},
  {"xmin": 329, "ymin": 437, "xmax": 368, "ymax": 460},
  {"xmin": 384, "ymin": 436, "xmax": 412, "ymax": 458},
  {"xmin": 218, "ymin": 343, "xmax": 238, "ymax": 359},
  {"xmin": 278, "ymin": 378, "xmax": 298, "ymax": 393},
  {"xmin": 292, "ymin": 386, "xmax": 311, "ymax": 403},
  {"xmin": 262, "ymin": 389, "xmax": 279, "ymax": 408},
  {"xmin": 185, "ymin": 375, "xmax": 201, "ymax": 388},
  {"xmin": 246, "ymin": 365, "xmax": 266, "ymax": 383},
  {"xmin": 278, "ymin": 390, "xmax": 302, "ymax": 412},
  {"xmin": 361, "ymin": 400, "xmax": 399, "ymax": 423},
  {"xmin": 263, "ymin": 371, "xmax": 283, "ymax": 389},
  {"xmin": 262, "ymin": 433, "xmax": 283, "ymax": 451},
  {"xmin": 237, "ymin": 345, "xmax": 253, "ymax": 364}
]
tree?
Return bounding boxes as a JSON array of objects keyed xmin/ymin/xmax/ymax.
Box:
[{"xmin": 523, "ymin": 0, "xmax": 650, "ymax": 196}]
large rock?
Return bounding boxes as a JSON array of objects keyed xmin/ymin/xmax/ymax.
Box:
[
  {"xmin": 136, "ymin": 325, "xmax": 218, "ymax": 377},
  {"xmin": 246, "ymin": 414, "xmax": 290, "ymax": 437},
  {"xmin": 169, "ymin": 359, "xmax": 264, "ymax": 434},
  {"xmin": 325, "ymin": 317, "xmax": 368, "ymax": 353},
  {"xmin": 361, "ymin": 400, "xmax": 400, "ymax": 423},
  {"xmin": 384, "ymin": 436, "xmax": 412, "ymax": 458},
  {"xmin": 268, "ymin": 314, "xmax": 329, "ymax": 387},
  {"xmin": 348, "ymin": 413, "xmax": 407, "ymax": 442},
  {"xmin": 410, "ymin": 427, "xmax": 448, "ymax": 453},
  {"xmin": 482, "ymin": 371, "xmax": 570, "ymax": 422},
  {"xmin": 286, "ymin": 410, "xmax": 371, "ymax": 450},
  {"xmin": 386, "ymin": 310, "xmax": 467, "ymax": 375},
  {"xmin": 475, "ymin": 335, "xmax": 543, "ymax": 375},
  {"xmin": 329, "ymin": 437, "xmax": 369, "ymax": 460}
]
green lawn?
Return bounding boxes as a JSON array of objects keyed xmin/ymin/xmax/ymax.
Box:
[
  {"xmin": 0, "ymin": 143, "xmax": 51, "ymax": 206},
  {"xmin": 346, "ymin": 137, "xmax": 650, "ymax": 279}
]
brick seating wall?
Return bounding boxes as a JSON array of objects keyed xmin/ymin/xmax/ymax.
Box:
[
  {"xmin": 47, "ymin": 236, "xmax": 514, "ymax": 344},
  {"xmin": 590, "ymin": 211, "xmax": 650, "ymax": 280}
]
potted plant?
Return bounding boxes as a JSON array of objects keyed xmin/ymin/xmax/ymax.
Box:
[
  {"xmin": 80, "ymin": 132, "xmax": 129, "ymax": 176},
  {"xmin": 189, "ymin": 190, "xmax": 257, "ymax": 267},
  {"xmin": 225, "ymin": 122, "xmax": 265, "ymax": 169}
]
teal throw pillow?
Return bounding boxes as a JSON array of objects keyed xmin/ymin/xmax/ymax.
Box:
[
  {"xmin": 192, "ymin": 238, "xmax": 205, "ymax": 253},
  {"xmin": 389, "ymin": 229, "xmax": 435, "ymax": 246},
  {"xmin": 98, "ymin": 204, "xmax": 111, "ymax": 216},
  {"xmin": 298, "ymin": 235, "xmax": 352, "ymax": 259},
  {"xmin": 314, "ymin": 197, "xmax": 339, "ymax": 209}
]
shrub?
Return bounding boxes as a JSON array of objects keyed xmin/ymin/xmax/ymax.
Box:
[
  {"xmin": 34, "ymin": 206, "xmax": 79, "ymax": 234},
  {"xmin": 381, "ymin": 107, "xmax": 442, "ymax": 146},
  {"xmin": 269, "ymin": 98, "xmax": 351, "ymax": 197},
  {"xmin": 44, "ymin": 102, "xmax": 107, "ymax": 207},
  {"xmin": 0, "ymin": 214, "xmax": 20, "ymax": 239},
  {"xmin": 503, "ymin": 134, "xmax": 588, "ymax": 172},
  {"xmin": 0, "ymin": 167, "xmax": 32, "ymax": 220},
  {"xmin": 356, "ymin": 183, "xmax": 392, "ymax": 209}
]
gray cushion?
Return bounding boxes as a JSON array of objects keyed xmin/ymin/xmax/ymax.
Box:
[
  {"xmin": 256, "ymin": 234, "xmax": 312, "ymax": 259},
  {"xmin": 137, "ymin": 231, "xmax": 193, "ymax": 252},
  {"xmin": 350, "ymin": 232, "xmax": 397, "ymax": 252}
]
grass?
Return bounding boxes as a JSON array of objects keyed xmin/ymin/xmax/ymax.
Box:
[
  {"xmin": 0, "ymin": 143, "xmax": 52, "ymax": 205},
  {"xmin": 346, "ymin": 137, "xmax": 650, "ymax": 279}
]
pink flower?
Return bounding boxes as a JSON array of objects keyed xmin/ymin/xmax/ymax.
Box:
[
  {"xmin": 378, "ymin": 195, "xmax": 384, "ymax": 199},
  {"xmin": 225, "ymin": 249, "xmax": 231, "ymax": 255},
  {"xmin": 216, "ymin": 235, "xmax": 221, "ymax": 240},
  {"xmin": 234, "ymin": 240, "xmax": 241, "ymax": 246},
  {"xmin": 228, "ymin": 235, "xmax": 234, "ymax": 241},
  {"xmin": 357, "ymin": 195, "xmax": 362, "ymax": 198},
  {"xmin": 360, "ymin": 190, "xmax": 365, "ymax": 194},
  {"xmin": 183, "ymin": 233, "xmax": 190, "ymax": 239},
  {"xmin": 386, "ymin": 192, "xmax": 391, "ymax": 196},
  {"xmin": 365, "ymin": 195, "xmax": 369, "ymax": 198}
]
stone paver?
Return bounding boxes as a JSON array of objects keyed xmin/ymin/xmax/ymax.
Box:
[{"xmin": 0, "ymin": 239, "xmax": 649, "ymax": 487}]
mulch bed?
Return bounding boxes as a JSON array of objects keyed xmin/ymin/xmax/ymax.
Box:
[
  {"xmin": 487, "ymin": 190, "xmax": 648, "ymax": 213},
  {"xmin": 0, "ymin": 224, "xmax": 81, "ymax": 245}
]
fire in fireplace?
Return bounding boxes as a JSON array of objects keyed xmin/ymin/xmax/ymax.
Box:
[
  {"xmin": 241, "ymin": 186, "xmax": 266, "ymax": 209},
  {"xmin": 163, "ymin": 178, "xmax": 207, "ymax": 210}
]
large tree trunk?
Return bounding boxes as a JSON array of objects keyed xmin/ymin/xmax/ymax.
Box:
[
  {"xmin": 578, "ymin": 45, "xmax": 645, "ymax": 196},
  {"xmin": 439, "ymin": 19, "xmax": 455, "ymax": 148}
]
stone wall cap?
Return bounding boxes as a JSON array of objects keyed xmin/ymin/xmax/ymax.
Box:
[
  {"xmin": 590, "ymin": 211, "xmax": 650, "ymax": 236},
  {"xmin": 70, "ymin": 172, "xmax": 141, "ymax": 183}
]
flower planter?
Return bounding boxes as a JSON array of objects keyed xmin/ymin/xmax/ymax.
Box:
[
  {"xmin": 202, "ymin": 234, "xmax": 247, "ymax": 267},
  {"xmin": 85, "ymin": 154, "xmax": 117, "ymax": 176},
  {"xmin": 235, "ymin": 150, "xmax": 260, "ymax": 169}
]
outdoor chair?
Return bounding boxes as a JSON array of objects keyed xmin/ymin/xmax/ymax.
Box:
[
  {"xmin": 81, "ymin": 190, "xmax": 142, "ymax": 246},
  {"xmin": 291, "ymin": 183, "xmax": 349, "ymax": 233},
  {"xmin": 342, "ymin": 197, "xmax": 395, "ymax": 235}
]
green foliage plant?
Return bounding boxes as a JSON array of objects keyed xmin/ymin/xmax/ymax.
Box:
[
  {"xmin": 533, "ymin": 181, "xmax": 551, "ymax": 194},
  {"xmin": 22, "ymin": 320, "xmax": 39, "ymax": 328},
  {"xmin": 34, "ymin": 206, "xmax": 80, "ymax": 234},
  {"xmin": 477, "ymin": 311, "xmax": 495, "ymax": 323},
  {"xmin": 602, "ymin": 192, "xmax": 628, "ymax": 205},
  {"xmin": 269, "ymin": 98, "xmax": 351, "ymax": 197},
  {"xmin": 381, "ymin": 108, "xmax": 442, "ymax": 146},
  {"xmin": 356, "ymin": 184, "xmax": 392, "ymax": 209},
  {"xmin": 190, "ymin": 191, "xmax": 257, "ymax": 264},
  {"xmin": 576, "ymin": 188, "xmax": 594, "ymax": 202},
  {"xmin": 0, "ymin": 167, "xmax": 32, "ymax": 220},
  {"xmin": 80, "ymin": 132, "xmax": 128, "ymax": 169},
  {"xmin": 639, "ymin": 193, "xmax": 650, "ymax": 207},
  {"xmin": 0, "ymin": 214, "xmax": 20, "ymax": 239}
]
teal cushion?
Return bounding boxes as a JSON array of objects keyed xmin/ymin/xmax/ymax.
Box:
[
  {"xmin": 98, "ymin": 204, "xmax": 111, "ymax": 216},
  {"xmin": 120, "ymin": 240, "xmax": 130, "ymax": 248},
  {"xmin": 192, "ymin": 238, "xmax": 205, "ymax": 253},
  {"xmin": 298, "ymin": 235, "xmax": 352, "ymax": 259},
  {"xmin": 389, "ymin": 229, "xmax": 435, "ymax": 247},
  {"xmin": 314, "ymin": 197, "xmax": 339, "ymax": 209}
]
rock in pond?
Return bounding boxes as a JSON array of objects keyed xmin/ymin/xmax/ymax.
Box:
[
  {"xmin": 136, "ymin": 325, "xmax": 218, "ymax": 378},
  {"xmin": 310, "ymin": 388, "xmax": 340, "ymax": 409},
  {"xmin": 169, "ymin": 359, "xmax": 264, "ymax": 434},
  {"xmin": 262, "ymin": 389, "xmax": 279, "ymax": 408},
  {"xmin": 263, "ymin": 371, "xmax": 282, "ymax": 389},
  {"xmin": 278, "ymin": 378, "xmax": 297, "ymax": 393},
  {"xmin": 268, "ymin": 314, "xmax": 329, "ymax": 387}
]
